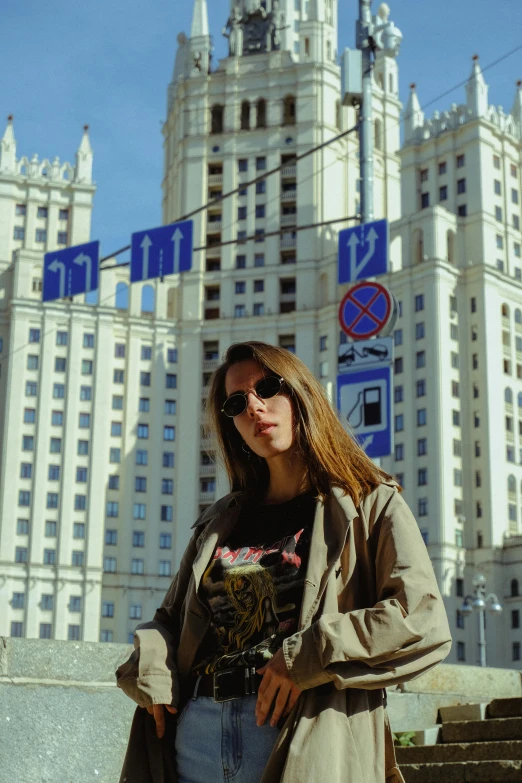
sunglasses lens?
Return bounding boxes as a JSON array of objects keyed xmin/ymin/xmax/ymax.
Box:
[
  {"xmin": 223, "ymin": 394, "xmax": 246, "ymax": 418},
  {"xmin": 257, "ymin": 376, "xmax": 282, "ymax": 399}
]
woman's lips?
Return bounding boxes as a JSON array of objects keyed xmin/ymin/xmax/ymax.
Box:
[{"xmin": 255, "ymin": 424, "xmax": 276, "ymax": 437}]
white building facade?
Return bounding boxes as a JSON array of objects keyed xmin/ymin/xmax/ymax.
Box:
[{"xmin": 0, "ymin": 0, "xmax": 520, "ymax": 667}]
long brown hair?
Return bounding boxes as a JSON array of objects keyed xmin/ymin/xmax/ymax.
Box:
[{"xmin": 206, "ymin": 341, "xmax": 393, "ymax": 505}]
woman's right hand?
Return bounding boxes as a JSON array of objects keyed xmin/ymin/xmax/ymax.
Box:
[{"xmin": 146, "ymin": 704, "xmax": 178, "ymax": 739}]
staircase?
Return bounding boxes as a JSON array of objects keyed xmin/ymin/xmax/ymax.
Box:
[{"xmin": 396, "ymin": 697, "xmax": 522, "ymax": 782}]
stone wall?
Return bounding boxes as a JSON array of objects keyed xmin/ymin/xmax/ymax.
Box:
[{"xmin": 0, "ymin": 637, "xmax": 520, "ymax": 783}]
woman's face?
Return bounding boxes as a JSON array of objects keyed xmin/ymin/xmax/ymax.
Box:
[{"xmin": 224, "ymin": 359, "xmax": 296, "ymax": 460}]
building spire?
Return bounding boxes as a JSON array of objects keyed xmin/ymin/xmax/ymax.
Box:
[
  {"xmin": 0, "ymin": 114, "xmax": 17, "ymax": 174},
  {"xmin": 466, "ymin": 54, "xmax": 488, "ymax": 118},
  {"xmin": 190, "ymin": 0, "xmax": 209, "ymax": 38},
  {"xmin": 75, "ymin": 125, "xmax": 93, "ymax": 184},
  {"xmin": 512, "ymin": 80, "xmax": 522, "ymax": 136},
  {"xmin": 404, "ymin": 84, "xmax": 424, "ymax": 142}
]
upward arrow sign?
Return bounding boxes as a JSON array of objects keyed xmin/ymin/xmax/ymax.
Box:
[
  {"xmin": 74, "ymin": 252, "xmax": 92, "ymax": 291},
  {"xmin": 347, "ymin": 232, "xmax": 359, "ymax": 281},
  {"xmin": 48, "ymin": 259, "xmax": 66, "ymax": 298},
  {"xmin": 349, "ymin": 226, "xmax": 379, "ymax": 280},
  {"xmin": 140, "ymin": 234, "xmax": 152, "ymax": 279},
  {"xmin": 172, "ymin": 228, "xmax": 183, "ymax": 273}
]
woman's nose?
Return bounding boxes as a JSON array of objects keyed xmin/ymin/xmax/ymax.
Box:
[{"xmin": 246, "ymin": 390, "xmax": 266, "ymax": 416}]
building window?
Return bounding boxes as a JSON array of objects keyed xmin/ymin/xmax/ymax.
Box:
[
  {"xmin": 456, "ymin": 154, "xmax": 465, "ymax": 168},
  {"xmin": 11, "ymin": 622, "xmax": 24, "ymax": 638},
  {"xmin": 416, "ymin": 379, "xmax": 426, "ymax": 397},
  {"xmin": 133, "ymin": 503, "xmax": 146, "ymax": 520},
  {"xmin": 457, "ymin": 204, "xmax": 467, "ymax": 217},
  {"xmin": 131, "ymin": 559, "xmax": 145, "ymax": 575},
  {"xmin": 418, "ymin": 468, "xmax": 428, "ymax": 486},
  {"xmin": 414, "ymin": 294, "xmax": 424, "ymax": 312},
  {"xmin": 394, "ymin": 385, "xmax": 403, "ymax": 404},
  {"xmin": 457, "ymin": 178, "xmax": 466, "ymax": 194},
  {"xmin": 513, "ymin": 643, "xmax": 521, "ymax": 662},
  {"xmin": 457, "ymin": 641, "xmax": 465, "ymax": 661},
  {"xmin": 394, "ymin": 414, "xmax": 404, "ymax": 432},
  {"xmin": 451, "ymin": 381, "xmax": 460, "ymax": 398},
  {"xmin": 159, "ymin": 560, "xmax": 172, "ymax": 577},
  {"xmin": 418, "ymin": 498, "xmax": 428, "ymax": 517},
  {"xmin": 439, "ymin": 185, "xmax": 448, "ymax": 201},
  {"xmin": 163, "ymin": 452, "xmax": 174, "ymax": 468},
  {"xmin": 415, "ymin": 322, "xmax": 425, "ymax": 340},
  {"xmin": 160, "ymin": 533, "xmax": 172, "ymax": 549},
  {"xmin": 455, "ymin": 530, "xmax": 463, "ymax": 549},
  {"xmin": 104, "ymin": 557, "xmax": 117, "ymax": 573},
  {"xmin": 162, "ymin": 479, "xmax": 174, "ymax": 495},
  {"xmin": 73, "ymin": 523, "xmax": 85, "ymax": 539},
  {"xmin": 421, "ymin": 193, "xmax": 429, "ymax": 209},
  {"xmin": 35, "ymin": 229, "xmax": 47, "ymax": 243},
  {"xmin": 415, "ymin": 351, "xmax": 426, "ymax": 368},
  {"xmin": 12, "ymin": 592, "xmax": 25, "ymax": 610},
  {"xmin": 132, "ymin": 531, "xmax": 145, "ymax": 548},
  {"xmin": 161, "ymin": 505, "xmax": 173, "ymax": 522},
  {"xmin": 417, "ymin": 408, "xmax": 427, "ymax": 426},
  {"xmin": 512, "ymin": 609, "xmax": 520, "ymax": 629},
  {"xmin": 394, "ymin": 357, "xmax": 403, "ymax": 374},
  {"xmin": 394, "ymin": 329, "xmax": 403, "ymax": 346},
  {"xmin": 417, "ymin": 438, "xmax": 427, "ymax": 456}
]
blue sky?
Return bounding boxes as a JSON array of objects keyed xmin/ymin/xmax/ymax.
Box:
[{"xmin": 1, "ymin": 0, "xmax": 521, "ymax": 260}]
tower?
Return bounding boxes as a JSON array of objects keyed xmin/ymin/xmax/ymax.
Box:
[{"xmin": 466, "ymin": 54, "xmax": 489, "ymax": 118}]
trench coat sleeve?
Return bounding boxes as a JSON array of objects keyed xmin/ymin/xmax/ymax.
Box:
[
  {"xmin": 283, "ymin": 486, "xmax": 452, "ymax": 691},
  {"xmin": 115, "ymin": 524, "xmax": 203, "ymax": 708}
]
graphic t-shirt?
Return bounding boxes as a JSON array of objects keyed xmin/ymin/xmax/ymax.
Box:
[{"xmin": 193, "ymin": 492, "xmax": 316, "ymax": 674}]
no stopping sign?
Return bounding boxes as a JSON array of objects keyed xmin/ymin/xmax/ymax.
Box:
[{"xmin": 339, "ymin": 281, "xmax": 398, "ymax": 339}]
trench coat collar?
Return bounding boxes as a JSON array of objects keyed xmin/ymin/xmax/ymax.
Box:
[{"xmin": 189, "ymin": 486, "xmax": 359, "ymax": 603}]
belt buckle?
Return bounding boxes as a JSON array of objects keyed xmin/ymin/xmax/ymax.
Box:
[
  {"xmin": 212, "ymin": 667, "xmax": 257, "ymax": 702},
  {"xmin": 213, "ymin": 668, "xmax": 237, "ymax": 703}
]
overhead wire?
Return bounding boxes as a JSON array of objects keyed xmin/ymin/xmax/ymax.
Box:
[{"xmin": 6, "ymin": 41, "xmax": 522, "ymax": 364}]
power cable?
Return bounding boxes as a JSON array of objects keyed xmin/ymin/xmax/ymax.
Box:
[
  {"xmin": 99, "ymin": 124, "xmax": 359, "ymax": 263},
  {"xmin": 5, "ymin": 43, "xmax": 521, "ymax": 364}
]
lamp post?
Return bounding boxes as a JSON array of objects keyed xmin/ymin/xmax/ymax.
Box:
[{"xmin": 460, "ymin": 573, "xmax": 503, "ymax": 667}]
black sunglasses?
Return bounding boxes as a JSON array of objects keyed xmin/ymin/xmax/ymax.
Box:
[{"xmin": 221, "ymin": 376, "xmax": 285, "ymax": 418}]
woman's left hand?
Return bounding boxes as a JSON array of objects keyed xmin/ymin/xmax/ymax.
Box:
[{"xmin": 255, "ymin": 647, "xmax": 302, "ymax": 727}]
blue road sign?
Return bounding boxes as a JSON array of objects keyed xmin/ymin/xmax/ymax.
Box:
[
  {"xmin": 43, "ymin": 240, "xmax": 100, "ymax": 303},
  {"xmin": 338, "ymin": 218, "xmax": 388, "ymax": 284},
  {"xmin": 337, "ymin": 365, "xmax": 392, "ymax": 458},
  {"xmin": 130, "ymin": 220, "xmax": 193, "ymax": 283}
]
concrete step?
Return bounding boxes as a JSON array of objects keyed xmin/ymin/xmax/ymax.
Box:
[
  {"xmin": 439, "ymin": 703, "xmax": 487, "ymax": 723},
  {"xmin": 399, "ymin": 759, "xmax": 522, "ymax": 783},
  {"xmin": 488, "ymin": 698, "xmax": 522, "ymax": 719},
  {"xmin": 396, "ymin": 740, "xmax": 522, "ymax": 764},
  {"xmin": 441, "ymin": 717, "xmax": 522, "ymax": 743}
]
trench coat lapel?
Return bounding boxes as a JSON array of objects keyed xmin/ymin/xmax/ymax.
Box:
[{"xmin": 300, "ymin": 487, "xmax": 359, "ymax": 628}]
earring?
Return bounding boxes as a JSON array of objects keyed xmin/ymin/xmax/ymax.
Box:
[{"xmin": 241, "ymin": 441, "xmax": 251, "ymax": 459}]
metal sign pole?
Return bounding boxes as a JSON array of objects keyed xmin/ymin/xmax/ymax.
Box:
[{"xmin": 357, "ymin": 0, "xmax": 374, "ymax": 225}]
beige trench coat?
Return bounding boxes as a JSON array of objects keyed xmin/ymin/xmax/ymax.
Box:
[{"xmin": 116, "ymin": 481, "xmax": 452, "ymax": 783}]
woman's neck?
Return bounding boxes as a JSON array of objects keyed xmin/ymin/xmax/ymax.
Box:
[{"xmin": 263, "ymin": 453, "xmax": 311, "ymax": 505}]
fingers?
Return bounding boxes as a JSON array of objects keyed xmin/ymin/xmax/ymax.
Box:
[
  {"xmin": 283, "ymin": 686, "xmax": 301, "ymax": 717},
  {"xmin": 153, "ymin": 704, "xmax": 165, "ymax": 739},
  {"xmin": 268, "ymin": 683, "xmax": 291, "ymax": 727},
  {"xmin": 256, "ymin": 674, "xmax": 279, "ymax": 726},
  {"xmin": 165, "ymin": 706, "xmax": 178, "ymax": 714}
]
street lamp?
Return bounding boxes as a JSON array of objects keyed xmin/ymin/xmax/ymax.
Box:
[{"xmin": 460, "ymin": 573, "xmax": 503, "ymax": 667}]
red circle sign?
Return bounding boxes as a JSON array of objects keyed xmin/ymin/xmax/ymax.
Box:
[{"xmin": 339, "ymin": 281, "xmax": 394, "ymax": 339}]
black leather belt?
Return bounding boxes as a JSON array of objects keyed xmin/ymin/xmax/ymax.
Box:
[{"xmin": 196, "ymin": 667, "xmax": 262, "ymax": 702}]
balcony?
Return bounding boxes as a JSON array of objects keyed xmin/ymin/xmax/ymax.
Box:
[
  {"xmin": 207, "ymin": 217, "xmax": 222, "ymax": 233},
  {"xmin": 280, "ymin": 232, "xmax": 297, "ymax": 249},
  {"xmin": 200, "ymin": 464, "xmax": 216, "ymax": 476},
  {"xmin": 281, "ymin": 189, "xmax": 297, "ymax": 202},
  {"xmin": 202, "ymin": 359, "xmax": 219, "ymax": 371},
  {"xmin": 199, "ymin": 490, "xmax": 216, "ymax": 503},
  {"xmin": 208, "ymin": 173, "xmax": 223, "ymax": 186},
  {"xmin": 281, "ymin": 213, "xmax": 296, "ymax": 227},
  {"xmin": 281, "ymin": 165, "xmax": 296, "ymax": 177}
]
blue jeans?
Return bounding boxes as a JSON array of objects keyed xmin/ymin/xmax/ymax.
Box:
[{"xmin": 175, "ymin": 684, "xmax": 280, "ymax": 783}]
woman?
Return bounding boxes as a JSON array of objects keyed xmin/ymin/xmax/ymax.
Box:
[{"xmin": 117, "ymin": 341, "xmax": 452, "ymax": 783}]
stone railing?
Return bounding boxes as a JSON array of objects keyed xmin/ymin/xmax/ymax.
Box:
[{"xmin": 1, "ymin": 637, "xmax": 520, "ymax": 782}]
